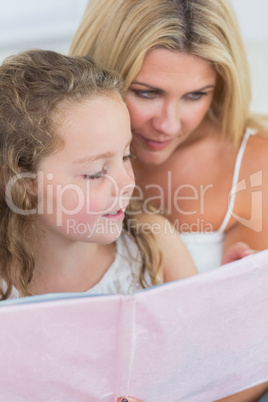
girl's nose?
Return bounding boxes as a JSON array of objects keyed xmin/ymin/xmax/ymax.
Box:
[
  {"xmin": 111, "ymin": 164, "xmax": 135, "ymax": 202},
  {"xmin": 120, "ymin": 165, "xmax": 135, "ymax": 198}
]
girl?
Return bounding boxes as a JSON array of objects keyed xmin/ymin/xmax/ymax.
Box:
[{"xmin": 0, "ymin": 49, "xmax": 196, "ymax": 300}]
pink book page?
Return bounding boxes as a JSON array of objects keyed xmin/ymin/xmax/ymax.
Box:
[{"xmin": 0, "ymin": 250, "xmax": 267, "ymax": 401}]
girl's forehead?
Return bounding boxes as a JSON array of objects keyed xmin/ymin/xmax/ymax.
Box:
[
  {"xmin": 56, "ymin": 94, "xmax": 131, "ymax": 146},
  {"xmin": 58, "ymin": 92, "xmax": 123, "ymax": 112}
]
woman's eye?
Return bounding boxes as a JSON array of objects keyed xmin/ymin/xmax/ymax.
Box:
[
  {"xmin": 185, "ymin": 91, "xmax": 207, "ymax": 101},
  {"xmin": 131, "ymin": 89, "xmax": 159, "ymax": 99},
  {"xmin": 84, "ymin": 169, "xmax": 107, "ymax": 180},
  {"xmin": 123, "ymin": 154, "xmax": 135, "ymax": 163}
]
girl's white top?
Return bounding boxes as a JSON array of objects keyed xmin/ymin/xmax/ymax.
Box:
[{"xmin": 7, "ymin": 230, "xmax": 151, "ymax": 299}]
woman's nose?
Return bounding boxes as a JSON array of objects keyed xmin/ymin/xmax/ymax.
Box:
[{"xmin": 152, "ymin": 102, "xmax": 181, "ymax": 136}]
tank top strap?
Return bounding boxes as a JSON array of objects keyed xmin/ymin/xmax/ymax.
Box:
[{"xmin": 218, "ymin": 128, "xmax": 256, "ymax": 233}]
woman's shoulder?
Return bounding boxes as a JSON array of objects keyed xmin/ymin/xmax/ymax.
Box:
[
  {"xmin": 232, "ymin": 129, "xmax": 268, "ymax": 234},
  {"xmin": 235, "ymin": 129, "xmax": 268, "ymax": 206},
  {"xmin": 243, "ymin": 130, "xmax": 268, "ymax": 170},
  {"xmin": 248, "ymin": 129, "xmax": 268, "ymax": 148},
  {"xmin": 133, "ymin": 212, "xmax": 197, "ymax": 280}
]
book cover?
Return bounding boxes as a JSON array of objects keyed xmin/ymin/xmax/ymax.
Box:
[{"xmin": 0, "ymin": 251, "xmax": 268, "ymax": 401}]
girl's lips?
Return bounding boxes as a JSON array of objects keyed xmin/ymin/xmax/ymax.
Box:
[
  {"xmin": 136, "ymin": 134, "xmax": 172, "ymax": 151},
  {"xmin": 103, "ymin": 209, "xmax": 125, "ymax": 221}
]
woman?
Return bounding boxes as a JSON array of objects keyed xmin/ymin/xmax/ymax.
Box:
[
  {"xmin": 70, "ymin": 0, "xmax": 268, "ymax": 399},
  {"xmin": 70, "ymin": 0, "xmax": 268, "ymax": 273}
]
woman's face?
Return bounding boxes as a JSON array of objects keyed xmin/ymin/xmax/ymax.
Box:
[{"xmin": 126, "ymin": 48, "xmax": 217, "ymax": 165}]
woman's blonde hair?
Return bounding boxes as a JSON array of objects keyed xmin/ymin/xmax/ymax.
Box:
[
  {"xmin": 70, "ymin": 0, "xmax": 268, "ymax": 144},
  {"xmin": 0, "ymin": 49, "xmax": 160, "ymax": 299}
]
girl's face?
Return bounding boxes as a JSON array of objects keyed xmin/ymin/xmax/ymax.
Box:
[
  {"xmin": 126, "ymin": 48, "xmax": 217, "ymax": 165},
  {"xmin": 35, "ymin": 94, "xmax": 135, "ymax": 244}
]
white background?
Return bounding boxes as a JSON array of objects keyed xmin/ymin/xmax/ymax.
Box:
[{"xmin": 0, "ymin": 0, "xmax": 267, "ymax": 113}]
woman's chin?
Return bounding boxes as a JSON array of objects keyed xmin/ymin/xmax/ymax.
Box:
[{"xmin": 135, "ymin": 151, "xmax": 170, "ymax": 166}]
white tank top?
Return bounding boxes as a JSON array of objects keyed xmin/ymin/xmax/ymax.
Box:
[
  {"xmin": 86, "ymin": 230, "xmax": 151, "ymax": 295},
  {"xmin": 6, "ymin": 230, "xmax": 150, "ymax": 300},
  {"xmin": 180, "ymin": 129, "xmax": 256, "ymax": 273}
]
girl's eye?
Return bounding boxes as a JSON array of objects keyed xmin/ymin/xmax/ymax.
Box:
[
  {"xmin": 84, "ymin": 169, "xmax": 107, "ymax": 180},
  {"xmin": 131, "ymin": 89, "xmax": 160, "ymax": 99},
  {"xmin": 123, "ymin": 154, "xmax": 135, "ymax": 163},
  {"xmin": 185, "ymin": 91, "xmax": 207, "ymax": 101}
]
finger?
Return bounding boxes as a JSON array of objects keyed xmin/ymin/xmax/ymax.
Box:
[{"xmin": 222, "ymin": 242, "xmax": 253, "ymax": 265}]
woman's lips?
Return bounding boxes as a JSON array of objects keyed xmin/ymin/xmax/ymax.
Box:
[{"xmin": 136, "ymin": 134, "xmax": 172, "ymax": 151}]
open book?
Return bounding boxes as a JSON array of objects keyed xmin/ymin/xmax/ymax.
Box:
[{"xmin": 0, "ymin": 250, "xmax": 268, "ymax": 401}]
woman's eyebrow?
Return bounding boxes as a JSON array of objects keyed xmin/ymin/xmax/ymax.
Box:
[
  {"xmin": 189, "ymin": 85, "xmax": 216, "ymax": 91},
  {"xmin": 130, "ymin": 82, "xmax": 215, "ymax": 92},
  {"xmin": 130, "ymin": 81, "xmax": 162, "ymax": 91}
]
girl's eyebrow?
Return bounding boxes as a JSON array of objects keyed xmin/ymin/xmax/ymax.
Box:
[
  {"xmin": 130, "ymin": 81, "xmax": 215, "ymax": 92},
  {"xmin": 73, "ymin": 152, "xmax": 114, "ymax": 165},
  {"xmin": 73, "ymin": 140, "xmax": 132, "ymax": 165}
]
